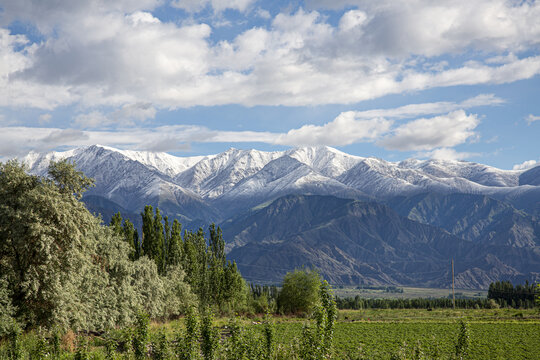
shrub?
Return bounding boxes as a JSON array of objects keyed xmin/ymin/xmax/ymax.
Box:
[{"xmin": 277, "ymin": 269, "xmax": 321, "ymax": 315}]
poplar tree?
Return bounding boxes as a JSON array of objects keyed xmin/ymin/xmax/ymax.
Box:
[
  {"xmin": 133, "ymin": 229, "xmax": 141, "ymax": 260},
  {"xmin": 122, "ymin": 218, "xmax": 137, "ymax": 260},
  {"xmin": 154, "ymin": 208, "xmax": 165, "ymax": 274},
  {"xmin": 167, "ymin": 219, "xmax": 183, "ymax": 268},
  {"xmin": 141, "ymin": 205, "xmax": 155, "ymax": 258},
  {"xmin": 110, "ymin": 212, "xmax": 123, "ymax": 237},
  {"xmin": 163, "ymin": 216, "xmax": 171, "ymax": 272},
  {"xmin": 208, "ymin": 224, "xmax": 225, "ymax": 305}
]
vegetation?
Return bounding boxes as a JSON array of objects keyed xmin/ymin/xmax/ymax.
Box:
[
  {"xmin": 1, "ymin": 160, "xmax": 539, "ymax": 359},
  {"xmin": 277, "ymin": 268, "xmax": 321, "ymax": 315},
  {"xmin": 487, "ymin": 280, "xmax": 538, "ymax": 308}
]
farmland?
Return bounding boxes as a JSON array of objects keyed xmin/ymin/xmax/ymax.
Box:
[
  {"xmin": 2, "ymin": 308, "xmax": 538, "ymax": 359},
  {"xmin": 270, "ymin": 309, "xmax": 540, "ymax": 359}
]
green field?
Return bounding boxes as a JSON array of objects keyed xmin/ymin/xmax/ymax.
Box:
[
  {"xmin": 268, "ymin": 309, "xmax": 540, "ymax": 359},
  {"xmin": 2, "ymin": 308, "xmax": 539, "ymax": 359}
]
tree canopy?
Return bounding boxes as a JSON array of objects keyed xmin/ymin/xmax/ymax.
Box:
[{"xmin": 0, "ymin": 160, "xmax": 195, "ymax": 333}]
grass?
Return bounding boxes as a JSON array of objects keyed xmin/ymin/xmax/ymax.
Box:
[{"xmin": 2, "ymin": 308, "xmax": 539, "ymax": 359}]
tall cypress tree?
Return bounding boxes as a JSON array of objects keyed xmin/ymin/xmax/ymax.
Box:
[
  {"xmin": 141, "ymin": 205, "xmax": 155, "ymax": 259},
  {"xmin": 133, "ymin": 229, "xmax": 141, "ymax": 260},
  {"xmin": 154, "ymin": 208, "xmax": 165, "ymax": 274},
  {"xmin": 110, "ymin": 212, "xmax": 123, "ymax": 237},
  {"xmin": 167, "ymin": 219, "xmax": 183, "ymax": 268},
  {"xmin": 122, "ymin": 219, "xmax": 136, "ymax": 260},
  {"xmin": 163, "ymin": 216, "xmax": 171, "ymax": 273},
  {"xmin": 208, "ymin": 224, "xmax": 226, "ymax": 305}
]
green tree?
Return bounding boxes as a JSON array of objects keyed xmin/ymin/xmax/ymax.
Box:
[
  {"xmin": 0, "ymin": 277, "xmax": 16, "ymax": 337},
  {"xmin": 110, "ymin": 212, "xmax": 123, "ymax": 237},
  {"xmin": 141, "ymin": 205, "xmax": 155, "ymax": 258},
  {"xmin": 167, "ymin": 219, "xmax": 183, "ymax": 268},
  {"xmin": 208, "ymin": 224, "xmax": 225, "ymax": 305},
  {"xmin": 0, "ymin": 160, "xmax": 96, "ymax": 327},
  {"xmin": 278, "ymin": 268, "xmax": 321, "ymax": 315},
  {"xmin": 201, "ymin": 309, "xmax": 219, "ymax": 360},
  {"xmin": 0, "ymin": 160, "xmax": 194, "ymax": 332},
  {"xmin": 122, "ymin": 218, "xmax": 137, "ymax": 259},
  {"xmin": 176, "ymin": 306, "xmax": 200, "ymax": 360},
  {"xmin": 154, "ymin": 208, "xmax": 165, "ymax": 274},
  {"xmin": 47, "ymin": 159, "xmax": 94, "ymax": 198}
]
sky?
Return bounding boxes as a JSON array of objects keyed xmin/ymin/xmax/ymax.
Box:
[{"xmin": 0, "ymin": 0, "xmax": 539, "ymax": 170}]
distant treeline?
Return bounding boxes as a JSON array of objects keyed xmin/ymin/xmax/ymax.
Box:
[
  {"xmin": 335, "ymin": 296, "xmax": 491, "ymax": 310},
  {"xmin": 487, "ymin": 280, "xmax": 538, "ymax": 309},
  {"xmin": 351, "ymin": 285, "xmax": 404, "ymax": 293},
  {"xmin": 335, "ymin": 281, "xmax": 539, "ymax": 310}
]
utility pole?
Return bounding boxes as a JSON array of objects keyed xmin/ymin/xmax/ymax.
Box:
[{"xmin": 452, "ymin": 259, "xmax": 455, "ymax": 309}]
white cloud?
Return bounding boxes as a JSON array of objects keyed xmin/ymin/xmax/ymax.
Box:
[
  {"xmin": 171, "ymin": 0, "xmax": 255, "ymax": 13},
  {"xmin": 274, "ymin": 112, "xmax": 392, "ymax": 146},
  {"xmin": 419, "ymin": 148, "xmax": 479, "ymax": 161},
  {"xmin": 351, "ymin": 94, "xmax": 503, "ymax": 120},
  {"xmin": 38, "ymin": 113, "xmax": 52, "ymax": 124},
  {"xmin": 513, "ymin": 159, "xmax": 539, "ymax": 170},
  {"xmin": 255, "ymin": 8, "xmax": 271, "ymax": 19},
  {"xmin": 0, "ymin": 95, "xmax": 505, "ymax": 157},
  {"xmin": 1, "ymin": 2, "xmax": 539, "ymax": 110},
  {"xmin": 526, "ymin": 114, "xmax": 540, "ymax": 125},
  {"xmin": 73, "ymin": 111, "xmax": 110, "ymax": 128},
  {"xmin": 378, "ymin": 110, "xmax": 480, "ymax": 151},
  {"xmin": 74, "ymin": 103, "xmax": 156, "ymax": 128}
]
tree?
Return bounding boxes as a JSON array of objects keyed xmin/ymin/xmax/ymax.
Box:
[
  {"xmin": 141, "ymin": 205, "xmax": 155, "ymax": 258},
  {"xmin": 0, "ymin": 160, "xmax": 97, "ymax": 327},
  {"xmin": 277, "ymin": 268, "xmax": 321, "ymax": 315},
  {"xmin": 154, "ymin": 208, "xmax": 165, "ymax": 274},
  {"xmin": 208, "ymin": 224, "xmax": 225, "ymax": 305},
  {"xmin": 0, "ymin": 160, "xmax": 195, "ymax": 331},
  {"xmin": 47, "ymin": 159, "xmax": 94, "ymax": 198},
  {"xmin": 110, "ymin": 212, "xmax": 123, "ymax": 236},
  {"xmin": 167, "ymin": 219, "xmax": 183, "ymax": 268},
  {"xmin": 122, "ymin": 218, "xmax": 137, "ymax": 259}
]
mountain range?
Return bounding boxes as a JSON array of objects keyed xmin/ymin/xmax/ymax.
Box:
[{"xmin": 22, "ymin": 145, "xmax": 540, "ymax": 288}]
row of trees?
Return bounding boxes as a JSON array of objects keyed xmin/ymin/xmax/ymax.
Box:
[
  {"xmin": 487, "ymin": 280, "xmax": 538, "ymax": 308},
  {"xmin": 111, "ymin": 209, "xmax": 245, "ymax": 311},
  {"xmin": 0, "ymin": 159, "xmax": 326, "ymax": 339},
  {"xmin": 0, "ymin": 160, "xmax": 240, "ymax": 335},
  {"xmin": 336, "ymin": 296, "xmax": 495, "ymax": 310}
]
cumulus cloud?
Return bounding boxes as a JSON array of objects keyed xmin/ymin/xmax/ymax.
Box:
[
  {"xmin": 74, "ymin": 103, "xmax": 156, "ymax": 128},
  {"xmin": 1, "ymin": 2, "xmax": 539, "ymax": 110},
  {"xmin": 378, "ymin": 110, "xmax": 480, "ymax": 151},
  {"xmin": 526, "ymin": 114, "xmax": 540, "ymax": 125},
  {"xmin": 0, "ymin": 94, "xmax": 505, "ymax": 158},
  {"xmin": 351, "ymin": 94, "xmax": 503, "ymax": 120},
  {"xmin": 171, "ymin": 0, "xmax": 255, "ymax": 13},
  {"xmin": 513, "ymin": 159, "xmax": 539, "ymax": 170},
  {"xmin": 274, "ymin": 112, "xmax": 392, "ymax": 146},
  {"xmin": 419, "ymin": 148, "xmax": 479, "ymax": 161}
]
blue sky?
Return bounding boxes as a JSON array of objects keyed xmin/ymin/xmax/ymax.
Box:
[{"xmin": 0, "ymin": 0, "xmax": 539, "ymax": 169}]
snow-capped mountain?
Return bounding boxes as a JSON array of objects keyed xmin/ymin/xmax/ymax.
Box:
[
  {"xmin": 22, "ymin": 144, "xmax": 537, "ymax": 222},
  {"xmin": 20, "ymin": 145, "xmax": 540, "ymax": 288}
]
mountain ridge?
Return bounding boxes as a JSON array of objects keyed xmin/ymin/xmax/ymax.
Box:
[{"xmin": 20, "ymin": 145, "xmax": 540, "ymax": 288}]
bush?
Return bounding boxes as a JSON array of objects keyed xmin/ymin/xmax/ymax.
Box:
[{"xmin": 277, "ymin": 269, "xmax": 321, "ymax": 315}]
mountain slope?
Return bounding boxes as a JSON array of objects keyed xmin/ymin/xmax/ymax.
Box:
[
  {"xmin": 25, "ymin": 145, "xmax": 220, "ymax": 225},
  {"xmin": 223, "ymin": 195, "xmax": 539, "ymax": 288},
  {"xmin": 387, "ymin": 193, "xmax": 540, "ymax": 247}
]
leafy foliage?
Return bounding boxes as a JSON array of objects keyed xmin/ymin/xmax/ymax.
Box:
[
  {"xmin": 278, "ymin": 269, "xmax": 321, "ymax": 315},
  {"xmin": 0, "ymin": 160, "xmax": 195, "ymax": 332}
]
